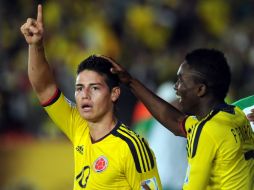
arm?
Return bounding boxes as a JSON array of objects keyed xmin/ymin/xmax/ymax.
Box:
[
  {"xmin": 20, "ymin": 4, "xmax": 57, "ymax": 104},
  {"xmin": 105, "ymin": 56, "xmax": 186, "ymax": 136}
]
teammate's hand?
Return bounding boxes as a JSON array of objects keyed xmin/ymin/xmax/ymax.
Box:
[
  {"xmin": 99, "ymin": 55, "xmax": 133, "ymax": 85},
  {"xmin": 20, "ymin": 4, "xmax": 44, "ymax": 45},
  {"xmin": 247, "ymin": 108, "xmax": 254, "ymax": 124}
]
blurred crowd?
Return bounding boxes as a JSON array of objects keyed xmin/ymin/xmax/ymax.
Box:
[{"xmin": 1, "ymin": 0, "xmax": 254, "ymax": 139}]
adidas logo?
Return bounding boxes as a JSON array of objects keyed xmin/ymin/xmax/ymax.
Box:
[{"xmin": 76, "ymin": 145, "xmax": 84, "ymax": 155}]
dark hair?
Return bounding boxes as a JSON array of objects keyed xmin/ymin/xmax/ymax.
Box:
[
  {"xmin": 185, "ymin": 48, "xmax": 231, "ymax": 100},
  {"xmin": 77, "ymin": 55, "xmax": 120, "ymax": 90}
]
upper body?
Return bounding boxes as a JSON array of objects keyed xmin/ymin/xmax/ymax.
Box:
[
  {"xmin": 44, "ymin": 90, "xmax": 161, "ymax": 189},
  {"xmin": 20, "ymin": 4, "xmax": 162, "ymax": 190},
  {"xmin": 110, "ymin": 48, "xmax": 254, "ymax": 189},
  {"xmin": 182, "ymin": 104, "xmax": 254, "ymax": 189}
]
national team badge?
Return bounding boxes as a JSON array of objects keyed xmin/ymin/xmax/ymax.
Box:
[{"xmin": 93, "ymin": 156, "xmax": 108, "ymax": 172}]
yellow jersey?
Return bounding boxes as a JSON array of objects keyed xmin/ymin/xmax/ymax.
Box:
[
  {"xmin": 181, "ymin": 104, "xmax": 254, "ymax": 190},
  {"xmin": 43, "ymin": 90, "xmax": 162, "ymax": 190}
]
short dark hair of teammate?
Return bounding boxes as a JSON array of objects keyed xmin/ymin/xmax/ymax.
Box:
[{"xmin": 185, "ymin": 48, "xmax": 231, "ymax": 101}]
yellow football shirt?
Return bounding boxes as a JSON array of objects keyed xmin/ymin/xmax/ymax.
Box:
[
  {"xmin": 182, "ymin": 104, "xmax": 254, "ymax": 190},
  {"xmin": 44, "ymin": 90, "xmax": 162, "ymax": 190}
]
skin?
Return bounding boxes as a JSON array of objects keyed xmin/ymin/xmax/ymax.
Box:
[
  {"xmin": 75, "ymin": 70, "xmax": 120, "ymax": 140},
  {"xmin": 20, "ymin": 5, "xmax": 152, "ymax": 189},
  {"xmin": 247, "ymin": 109, "xmax": 254, "ymax": 125},
  {"xmin": 110, "ymin": 59, "xmax": 224, "ymax": 136},
  {"xmin": 174, "ymin": 62, "xmax": 222, "ymax": 119}
]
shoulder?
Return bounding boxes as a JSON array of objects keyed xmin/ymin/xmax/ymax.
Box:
[{"xmin": 111, "ymin": 123, "xmax": 155, "ymax": 173}]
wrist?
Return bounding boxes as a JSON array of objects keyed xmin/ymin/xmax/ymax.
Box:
[{"xmin": 29, "ymin": 42, "xmax": 44, "ymax": 51}]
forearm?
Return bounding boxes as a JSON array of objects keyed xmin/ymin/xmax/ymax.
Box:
[
  {"xmin": 28, "ymin": 44, "xmax": 57, "ymax": 103},
  {"xmin": 129, "ymin": 78, "xmax": 186, "ymax": 136}
]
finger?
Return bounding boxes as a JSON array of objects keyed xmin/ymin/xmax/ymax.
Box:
[
  {"xmin": 27, "ymin": 18, "xmax": 37, "ymax": 27},
  {"xmin": 99, "ymin": 55, "xmax": 122, "ymax": 69},
  {"xmin": 37, "ymin": 4, "xmax": 43, "ymax": 23},
  {"xmin": 20, "ymin": 23, "xmax": 26, "ymax": 33},
  {"xmin": 20, "ymin": 23, "xmax": 31, "ymax": 36},
  {"xmin": 29, "ymin": 25, "xmax": 39, "ymax": 34}
]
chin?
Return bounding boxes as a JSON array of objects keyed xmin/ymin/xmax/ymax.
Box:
[{"xmin": 80, "ymin": 113, "xmax": 93, "ymax": 121}]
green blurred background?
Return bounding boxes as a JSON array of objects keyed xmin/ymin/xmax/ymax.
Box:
[{"xmin": 0, "ymin": 0, "xmax": 254, "ymax": 189}]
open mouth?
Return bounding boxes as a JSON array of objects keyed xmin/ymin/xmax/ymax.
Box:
[{"xmin": 81, "ymin": 103, "xmax": 92, "ymax": 111}]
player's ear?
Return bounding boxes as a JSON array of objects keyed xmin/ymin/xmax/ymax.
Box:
[
  {"xmin": 111, "ymin": 87, "xmax": 121, "ymax": 102},
  {"xmin": 197, "ymin": 83, "xmax": 207, "ymax": 97}
]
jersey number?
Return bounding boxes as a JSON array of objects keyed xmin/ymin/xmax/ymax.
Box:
[{"xmin": 76, "ymin": 166, "xmax": 90, "ymax": 188}]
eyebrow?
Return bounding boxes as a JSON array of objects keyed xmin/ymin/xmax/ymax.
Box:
[{"xmin": 75, "ymin": 83, "xmax": 103, "ymax": 87}]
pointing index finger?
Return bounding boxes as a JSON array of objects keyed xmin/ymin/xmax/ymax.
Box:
[{"xmin": 37, "ymin": 4, "xmax": 43, "ymax": 23}]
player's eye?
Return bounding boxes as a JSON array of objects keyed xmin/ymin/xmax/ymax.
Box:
[
  {"xmin": 75, "ymin": 86, "xmax": 83, "ymax": 92},
  {"xmin": 91, "ymin": 86, "xmax": 99, "ymax": 91}
]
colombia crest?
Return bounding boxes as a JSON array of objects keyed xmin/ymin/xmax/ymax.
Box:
[{"xmin": 93, "ymin": 156, "xmax": 108, "ymax": 172}]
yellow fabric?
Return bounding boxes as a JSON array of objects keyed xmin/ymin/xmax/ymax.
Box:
[
  {"xmin": 44, "ymin": 93, "xmax": 162, "ymax": 190},
  {"xmin": 182, "ymin": 105, "xmax": 254, "ymax": 190}
]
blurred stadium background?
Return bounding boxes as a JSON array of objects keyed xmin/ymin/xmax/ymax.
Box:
[{"xmin": 0, "ymin": 0, "xmax": 254, "ymax": 189}]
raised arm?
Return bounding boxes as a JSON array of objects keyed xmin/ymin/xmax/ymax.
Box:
[
  {"xmin": 20, "ymin": 4, "xmax": 57, "ymax": 104},
  {"xmin": 106, "ymin": 56, "xmax": 186, "ymax": 136}
]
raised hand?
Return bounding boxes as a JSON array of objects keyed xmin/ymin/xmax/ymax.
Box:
[{"xmin": 20, "ymin": 4, "xmax": 44, "ymax": 45}]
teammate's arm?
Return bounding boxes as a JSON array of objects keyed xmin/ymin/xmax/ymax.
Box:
[
  {"xmin": 20, "ymin": 4, "xmax": 57, "ymax": 104},
  {"xmin": 107, "ymin": 57, "xmax": 186, "ymax": 137}
]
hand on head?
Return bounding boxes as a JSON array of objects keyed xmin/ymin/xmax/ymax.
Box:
[
  {"xmin": 98, "ymin": 55, "xmax": 133, "ymax": 85},
  {"xmin": 20, "ymin": 4, "xmax": 44, "ymax": 45}
]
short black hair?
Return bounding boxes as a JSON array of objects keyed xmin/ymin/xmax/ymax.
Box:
[
  {"xmin": 185, "ymin": 48, "xmax": 231, "ymax": 100},
  {"xmin": 77, "ymin": 55, "xmax": 120, "ymax": 90}
]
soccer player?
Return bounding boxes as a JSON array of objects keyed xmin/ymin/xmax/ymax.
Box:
[
  {"xmin": 20, "ymin": 4, "xmax": 162, "ymax": 190},
  {"xmin": 110, "ymin": 49, "xmax": 254, "ymax": 189}
]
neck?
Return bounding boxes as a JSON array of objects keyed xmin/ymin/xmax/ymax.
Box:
[
  {"xmin": 195, "ymin": 98, "xmax": 224, "ymax": 120},
  {"xmin": 89, "ymin": 117, "xmax": 117, "ymax": 142}
]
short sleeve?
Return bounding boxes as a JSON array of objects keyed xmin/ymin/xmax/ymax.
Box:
[{"xmin": 44, "ymin": 92, "xmax": 87, "ymax": 142}]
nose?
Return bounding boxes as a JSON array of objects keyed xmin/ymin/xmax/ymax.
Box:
[{"xmin": 81, "ymin": 88, "xmax": 90, "ymax": 99}]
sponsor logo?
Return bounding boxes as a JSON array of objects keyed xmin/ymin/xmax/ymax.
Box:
[
  {"xmin": 141, "ymin": 177, "xmax": 159, "ymax": 190},
  {"xmin": 76, "ymin": 145, "xmax": 84, "ymax": 155},
  {"xmin": 93, "ymin": 156, "xmax": 108, "ymax": 172}
]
